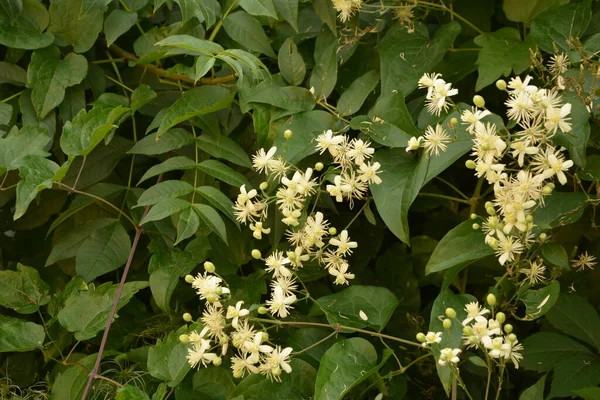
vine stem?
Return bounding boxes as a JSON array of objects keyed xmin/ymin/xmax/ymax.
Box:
[
  {"xmin": 208, "ymin": 1, "xmax": 238, "ymax": 42},
  {"xmin": 415, "ymin": 1, "xmax": 485, "ymax": 34},
  {"xmin": 418, "ymin": 192, "xmax": 471, "ymax": 205},
  {"xmin": 250, "ymin": 318, "xmax": 422, "ymax": 348}
]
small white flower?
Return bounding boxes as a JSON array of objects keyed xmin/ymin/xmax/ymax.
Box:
[
  {"xmin": 406, "ymin": 136, "xmax": 423, "ymax": 152},
  {"xmin": 252, "ymin": 147, "xmax": 277, "ymax": 173},
  {"xmin": 267, "ymin": 286, "xmax": 297, "ymax": 318},
  {"xmin": 316, "ymin": 129, "xmax": 344, "ymax": 155},
  {"xmin": 358, "ymin": 161, "xmax": 382, "ymax": 184},
  {"xmin": 544, "ymin": 103, "xmax": 572, "ymax": 134},
  {"xmin": 226, "ymin": 301, "xmax": 250, "ymax": 329},
  {"xmin": 421, "ymin": 331, "xmax": 442, "ymax": 348},
  {"xmin": 347, "ymin": 139, "xmax": 374, "ymax": 165},
  {"xmin": 438, "ymin": 348, "xmax": 461, "ymax": 366},
  {"xmin": 423, "ymin": 124, "xmax": 451, "ymax": 156},
  {"xmin": 329, "ymin": 230, "xmax": 357, "ymax": 255},
  {"xmin": 462, "ymin": 302, "xmax": 489, "ymax": 325}
]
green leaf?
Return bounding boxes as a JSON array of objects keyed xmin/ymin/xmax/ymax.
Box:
[
  {"xmin": 359, "ymin": 92, "xmax": 420, "ymax": 146},
  {"xmin": 195, "ymin": 55, "xmax": 216, "ymax": 81},
  {"xmin": 517, "ymin": 280, "xmax": 560, "ymax": 321},
  {"xmin": 130, "ymin": 84, "xmax": 157, "ymax": 113},
  {"xmin": 142, "ymin": 198, "xmax": 190, "ymax": 224},
  {"xmin": 0, "ymin": 264, "xmax": 50, "ymax": 314},
  {"xmin": 196, "ymin": 134, "xmax": 252, "ymax": 168},
  {"xmin": 239, "ymin": 0, "xmax": 277, "ymax": 18},
  {"xmin": 522, "ymin": 332, "xmax": 593, "ymax": 371},
  {"xmin": 0, "ymin": 0, "xmax": 54, "ymax": 50},
  {"xmin": 0, "ymin": 125, "xmax": 52, "ymax": 173},
  {"xmin": 155, "ymin": 86, "xmax": 235, "ymax": 136},
  {"xmin": 545, "ymin": 293, "xmax": 600, "ymax": 350},
  {"xmin": 379, "ymin": 21, "xmax": 461, "ymax": 96},
  {"xmin": 553, "ymin": 91, "xmax": 590, "ymax": 168},
  {"xmin": 15, "ymin": 155, "xmax": 59, "ymax": 220},
  {"xmin": 222, "ymin": 11, "xmax": 276, "ymax": 58},
  {"xmin": 47, "ymin": 219, "xmax": 116, "ymax": 266},
  {"xmin": 139, "ymin": 156, "xmax": 197, "ymax": 184},
  {"xmin": 75, "ymin": 221, "xmax": 132, "ymax": 282},
  {"xmin": 25, "ymin": 46, "xmax": 88, "ymax": 119},
  {"xmin": 52, "ymin": 354, "xmax": 98, "ymax": 400},
  {"xmin": 195, "ymin": 186, "xmax": 237, "ymax": 225},
  {"xmin": 337, "ymin": 70, "xmax": 380, "ymax": 117},
  {"xmin": 197, "ymin": 159, "xmax": 251, "ymax": 188},
  {"xmin": 116, "ymin": 385, "xmax": 150, "ymax": 400},
  {"xmin": 574, "ymin": 387, "xmax": 600, "ymax": 400},
  {"xmin": 534, "ymin": 192, "xmax": 588, "ymax": 230},
  {"xmin": 310, "ymin": 27, "xmax": 337, "ymax": 99},
  {"xmin": 0, "ymin": 61, "xmax": 26, "ymax": 85},
  {"xmin": 314, "ymin": 338, "xmax": 381, "ymax": 400},
  {"xmin": 273, "ymin": 0, "xmax": 298, "ymax": 31},
  {"xmin": 48, "ymin": 0, "xmax": 105, "ymax": 53},
  {"xmin": 426, "ymin": 219, "xmax": 494, "ymax": 274},
  {"xmin": 315, "ymin": 285, "xmax": 399, "ymax": 331},
  {"xmin": 156, "ymin": 34, "xmax": 224, "ymax": 56},
  {"xmin": 137, "ymin": 180, "xmax": 194, "ymax": 207},
  {"xmin": 519, "ymin": 374, "xmax": 546, "ymax": 400},
  {"xmin": 473, "ymin": 28, "xmax": 533, "ymax": 91},
  {"xmin": 193, "ymin": 203, "xmax": 228, "ymax": 244},
  {"xmin": 58, "ymin": 281, "xmax": 148, "ymax": 340},
  {"xmin": 176, "ymin": 366, "xmax": 236, "ymax": 400},
  {"xmin": 312, "ymin": 0, "xmax": 336, "ymax": 35},
  {"xmin": 0, "ymin": 0, "xmax": 23, "ymax": 24},
  {"xmin": 0, "ymin": 316, "xmax": 45, "ymax": 352},
  {"xmin": 147, "ymin": 325, "xmax": 193, "ymax": 387},
  {"xmin": 503, "ymin": 0, "xmax": 568, "ymax": 22},
  {"xmin": 104, "ymin": 9, "xmax": 137, "ymax": 47},
  {"xmin": 149, "ymin": 247, "xmax": 197, "ymax": 312},
  {"xmin": 540, "ymin": 242, "xmax": 570, "ymax": 269},
  {"xmin": 0, "ymin": 25, "xmax": 53, "ymax": 49},
  {"xmin": 429, "ymin": 289, "xmax": 476, "ymax": 395},
  {"xmin": 176, "ymin": 206, "xmax": 200, "ymax": 245},
  {"xmin": 278, "ymin": 38, "xmax": 305, "ymax": 85},
  {"xmin": 530, "ymin": 0, "xmax": 592, "ymax": 53},
  {"xmin": 248, "ymin": 86, "xmax": 315, "ymax": 112},
  {"xmin": 549, "ymin": 358, "xmax": 600, "ymax": 398},
  {"xmin": 128, "ymin": 129, "xmax": 194, "ymax": 155},
  {"xmin": 578, "ymin": 154, "xmax": 600, "ymax": 181}
]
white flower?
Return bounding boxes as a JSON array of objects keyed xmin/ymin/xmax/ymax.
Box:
[
  {"xmin": 281, "ymin": 208, "xmax": 301, "ymax": 226},
  {"xmin": 259, "ymin": 346, "xmax": 293, "ymax": 381},
  {"xmin": 418, "ymin": 72, "xmax": 444, "ymax": 90},
  {"xmin": 358, "ymin": 161, "xmax": 382, "ymax": 184},
  {"xmin": 421, "ymin": 331, "xmax": 442, "ymax": 348},
  {"xmin": 548, "ymin": 53, "xmax": 570, "ymax": 75},
  {"xmin": 542, "ymin": 151, "xmax": 573, "ymax": 185},
  {"xmin": 249, "ymin": 221, "xmax": 271, "ymax": 240},
  {"xmin": 237, "ymin": 185, "xmax": 257, "ymax": 205},
  {"xmin": 329, "ymin": 262, "xmax": 355, "ymax": 285},
  {"xmin": 510, "ymin": 139, "xmax": 539, "ymax": 167},
  {"xmin": 187, "ymin": 339, "xmax": 217, "ymax": 368},
  {"xmin": 191, "ymin": 273, "xmax": 230, "ymax": 302},
  {"xmin": 495, "ymin": 232, "xmax": 524, "ymax": 265},
  {"xmin": 231, "ymin": 353, "xmax": 260, "ymax": 378},
  {"xmin": 264, "ymin": 251, "xmax": 292, "ymax": 278},
  {"xmin": 316, "ymin": 129, "xmax": 344, "ymax": 155},
  {"xmin": 252, "ymin": 147, "xmax": 277, "ymax": 173},
  {"xmin": 501, "ymin": 339, "xmax": 524, "ymax": 368},
  {"xmin": 347, "ymin": 139, "xmax": 374, "ymax": 165},
  {"xmin": 226, "ymin": 301, "xmax": 250, "ymax": 329},
  {"xmin": 267, "ymin": 286, "xmax": 297, "ymax": 318},
  {"xmin": 544, "ymin": 103, "xmax": 572, "ymax": 134},
  {"xmin": 326, "ymin": 175, "xmax": 351, "ymax": 202},
  {"xmin": 332, "ymin": 0, "xmax": 362, "ymax": 22},
  {"xmin": 423, "ymin": 124, "xmax": 451, "ymax": 156},
  {"xmin": 244, "ymin": 332, "xmax": 273, "ymax": 363},
  {"xmin": 462, "ymin": 302, "xmax": 489, "ymax": 325},
  {"xmin": 482, "ymin": 336, "xmax": 504, "ymax": 358},
  {"xmin": 425, "ymin": 82, "xmax": 458, "ymax": 116},
  {"xmin": 507, "ymin": 76, "xmax": 536, "ymax": 93},
  {"xmin": 406, "ymin": 136, "xmax": 423, "ymax": 152},
  {"xmin": 438, "ymin": 348, "xmax": 461, "ymax": 366},
  {"xmin": 329, "ymin": 230, "xmax": 357, "ymax": 255},
  {"xmin": 461, "ymin": 107, "xmax": 491, "ymax": 134}
]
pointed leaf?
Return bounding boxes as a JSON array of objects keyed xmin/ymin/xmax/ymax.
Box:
[
  {"xmin": 15, "ymin": 155, "xmax": 59, "ymax": 220},
  {"xmin": 142, "ymin": 198, "xmax": 190, "ymax": 224},
  {"xmin": 175, "ymin": 206, "xmax": 200, "ymax": 245},
  {"xmin": 195, "ymin": 186, "xmax": 237, "ymax": 225},
  {"xmin": 196, "ymin": 134, "xmax": 251, "ymax": 168},
  {"xmin": 197, "ymin": 159, "xmax": 251, "ymax": 188},
  {"xmin": 128, "ymin": 129, "xmax": 194, "ymax": 155},
  {"xmin": 139, "ymin": 156, "xmax": 197, "ymax": 184},
  {"xmin": 545, "ymin": 293, "xmax": 600, "ymax": 350},
  {"xmin": 310, "ymin": 27, "xmax": 337, "ymax": 99},
  {"xmin": 278, "ymin": 38, "xmax": 305, "ymax": 85},
  {"xmin": 193, "ymin": 204, "xmax": 227, "ymax": 244},
  {"xmin": 337, "ymin": 70, "xmax": 380, "ymax": 116},
  {"xmin": 47, "ymin": 218, "xmax": 116, "ymax": 265},
  {"xmin": 239, "ymin": 0, "xmax": 277, "ymax": 18},
  {"xmin": 136, "ymin": 180, "xmax": 194, "ymax": 207},
  {"xmin": 48, "ymin": 0, "xmax": 104, "ymax": 53},
  {"xmin": 0, "ymin": 264, "xmax": 51, "ymax": 314},
  {"xmin": 103, "ymin": 9, "xmax": 137, "ymax": 46},
  {"xmin": 222, "ymin": 11, "xmax": 276, "ymax": 58}
]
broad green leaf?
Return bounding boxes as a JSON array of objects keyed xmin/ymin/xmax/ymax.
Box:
[
  {"xmin": 104, "ymin": 9, "xmax": 137, "ymax": 46},
  {"xmin": 136, "ymin": 180, "xmax": 194, "ymax": 207},
  {"xmin": 0, "ymin": 264, "xmax": 50, "ymax": 314},
  {"xmin": 149, "ymin": 247, "xmax": 197, "ymax": 313},
  {"xmin": 337, "ymin": 70, "xmax": 380, "ymax": 117},
  {"xmin": 0, "ymin": 61, "xmax": 26, "ymax": 85},
  {"xmin": 273, "ymin": 0, "xmax": 298, "ymax": 31},
  {"xmin": 248, "ymin": 86, "xmax": 315, "ymax": 112},
  {"xmin": 156, "ymin": 86, "xmax": 235, "ymax": 136},
  {"xmin": 197, "ymin": 159, "xmax": 251, "ymax": 188},
  {"xmin": 239, "ymin": 0, "xmax": 277, "ymax": 18},
  {"xmin": 25, "ymin": 46, "xmax": 88, "ymax": 119},
  {"xmin": 522, "ymin": 332, "xmax": 593, "ymax": 371},
  {"xmin": 0, "ymin": 24, "xmax": 53, "ymax": 49},
  {"xmin": 59, "ymin": 84, "xmax": 86, "ymax": 122},
  {"xmin": 503, "ymin": 0, "xmax": 568, "ymax": 22},
  {"xmin": 530, "ymin": 0, "xmax": 592, "ymax": 53},
  {"xmin": 553, "ymin": 91, "xmax": 590, "ymax": 168},
  {"xmin": 519, "ymin": 374, "xmax": 546, "ymax": 400},
  {"xmin": 313, "ymin": 0, "xmax": 336, "ymax": 35},
  {"xmin": 426, "ymin": 219, "xmax": 494, "ymax": 274},
  {"xmin": 540, "ymin": 242, "xmax": 570, "ymax": 269},
  {"xmin": 517, "ymin": 280, "xmax": 560, "ymax": 321},
  {"xmin": 473, "ymin": 28, "xmax": 533, "ymax": 91},
  {"xmin": 48, "ymin": 0, "xmax": 105, "ymax": 53},
  {"xmin": 79, "ymin": 0, "xmax": 111, "ymax": 18},
  {"xmin": 0, "ymin": 0, "xmax": 23, "ymax": 24},
  {"xmin": 368, "ymin": 91, "xmax": 421, "ymax": 142},
  {"xmin": 195, "ymin": 186, "xmax": 237, "ymax": 225},
  {"xmin": 534, "ymin": 192, "xmax": 588, "ymax": 230},
  {"xmin": 379, "ymin": 21, "xmax": 461, "ymax": 96},
  {"xmin": 157, "ymin": 34, "xmax": 224, "ymax": 56},
  {"xmin": 315, "ymin": 285, "xmax": 399, "ymax": 331},
  {"xmin": 139, "ymin": 156, "xmax": 197, "ymax": 184},
  {"xmin": 176, "ymin": 206, "xmax": 200, "ymax": 245},
  {"xmin": 0, "ymin": 103, "xmax": 12, "ymax": 130},
  {"xmin": 310, "ymin": 27, "xmax": 337, "ymax": 99},
  {"xmin": 229, "ymin": 359, "xmax": 316, "ymax": 400},
  {"xmin": 142, "ymin": 198, "xmax": 190, "ymax": 224},
  {"xmin": 222, "ymin": 11, "xmax": 276, "ymax": 58},
  {"xmin": 278, "ymin": 38, "xmax": 305, "ymax": 85},
  {"xmin": 549, "ymin": 358, "xmax": 600, "ymax": 398},
  {"xmin": 574, "ymin": 388, "xmax": 600, "ymax": 400},
  {"xmin": 196, "ymin": 134, "xmax": 252, "ymax": 168},
  {"xmin": 52, "ymin": 354, "xmax": 98, "ymax": 400},
  {"xmin": 314, "ymin": 338, "xmax": 381, "ymax": 400},
  {"xmin": 58, "ymin": 281, "xmax": 148, "ymax": 340},
  {"xmin": 288, "ymin": 328, "xmax": 337, "ymax": 367},
  {"xmin": 20, "ymin": 88, "xmax": 56, "ymax": 136},
  {"xmin": 578, "ymin": 154, "xmax": 600, "ymax": 181},
  {"xmin": 47, "ymin": 218, "xmax": 115, "ymax": 265},
  {"xmin": 0, "ymin": 0, "xmax": 54, "ymax": 50},
  {"xmin": 15, "ymin": 155, "xmax": 59, "ymax": 220},
  {"xmin": 429, "ymin": 289, "xmax": 477, "ymax": 395},
  {"xmin": 0, "ymin": 125, "xmax": 52, "ymax": 173},
  {"xmin": 147, "ymin": 325, "xmax": 193, "ymax": 387},
  {"xmin": 75, "ymin": 221, "xmax": 132, "ymax": 282},
  {"xmin": 195, "ymin": 55, "xmax": 215, "ymax": 81},
  {"xmin": 130, "ymin": 84, "xmax": 157, "ymax": 113},
  {"xmin": 176, "ymin": 366, "xmax": 236, "ymax": 400},
  {"xmin": 116, "ymin": 385, "xmax": 150, "ymax": 400},
  {"xmin": 193, "ymin": 204, "xmax": 228, "ymax": 244},
  {"xmin": 128, "ymin": 129, "xmax": 194, "ymax": 155},
  {"xmin": 0, "ymin": 316, "xmax": 45, "ymax": 352},
  {"xmin": 545, "ymin": 293, "xmax": 600, "ymax": 350}
]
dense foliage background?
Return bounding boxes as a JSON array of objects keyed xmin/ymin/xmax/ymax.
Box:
[{"xmin": 1, "ymin": 0, "xmax": 600, "ymax": 399}]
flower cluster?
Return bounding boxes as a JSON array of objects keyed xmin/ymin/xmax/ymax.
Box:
[
  {"xmin": 418, "ymin": 72, "xmax": 459, "ymax": 116},
  {"xmin": 332, "ymin": 0, "xmax": 363, "ymax": 22},
  {"xmin": 181, "ymin": 263, "xmax": 294, "ymax": 381}
]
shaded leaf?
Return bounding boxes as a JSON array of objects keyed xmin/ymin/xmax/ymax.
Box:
[
  {"xmin": 337, "ymin": 70, "xmax": 380, "ymax": 117},
  {"xmin": 545, "ymin": 293, "xmax": 600, "ymax": 350},
  {"xmin": 310, "ymin": 27, "xmax": 337, "ymax": 99},
  {"xmin": 196, "ymin": 134, "xmax": 251, "ymax": 168},
  {"xmin": 104, "ymin": 9, "xmax": 137, "ymax": 46},
  {"xmin": 128, "ymin": 129, "xmax": 194, "ymax": 156},
  {"xmin": 530, "ymin": 0, "xmax": 592, "ymax": 53},
  {"xmin": 197, "ymin": 159, "xmax": 251, "ymax": 188},
  {"xmin": 136, "ymin": 180, "xmax": 194, "ymax": 207},
  {"xmin": 0, "ymin": 316, "xmax": 45, "ymax": 352},
  {"xmin": 222, "ymin": 10, "xmax": 276, "ymax": 58},
  {"xmin": 193, "ymin": 204, "xmax": 227, "ymax": 244},
  {"xmin": 0, "ymin": 264, "xmax": 50, "ymax": 314}
]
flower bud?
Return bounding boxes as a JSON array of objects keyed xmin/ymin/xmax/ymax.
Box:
[
  {"xmin": 484, "ymin": 201, "xmax": 493, "ymax": 209},
  {"xmin": 487, "ymin": 237, "xmax": 498, "ymax": 249},
  {"xmin": 185, "ymin": 274, "xmax": 194, "ymax": 284},
  {"xmin": 179, "ymin": 334, "xmax": 190, "ymax": 344},
  {"xmin": 473, "ymin": 95, "xmax": 485, "ymax": 108},
  {"xmin": 328, "ymin": 227, "xmax": 337, "ymax": 236},
  {"xmin": 468, "ymin": 336, "xmax": 478, "ymax": 345},
  {"xmin": 287, "ymin": 251, "xmax": 296, "ymax": 260},
  {"xmin": 284, "ymin": 129, "xmax": 293, "ymax": 139},
  {"xmin": 486, "ymin": 207, "xmax": 496, "ymax": 216},
  {"xmin": 204, "ymin": 261, "xmax": 215, "ymax": 273},
  {"xmin": 260, "ymin": 332, "xmax": 269, "ymax": 342},
  {"xmin": 463, "ymin": 326, "xmax": 473, "ymax": 335},
  {"xmin": 445, "ymin": 307, "xmax": 457, "ymax": 319},
  {"xmin": 233, "ymin": 370, "xmax": 244, "ymax": 378},
  {"xmin": 212, "ymin": 356, "xmax": 222, "ymax": 366},
  {"xmin": 272, "ymin": 366, "xmax": 281, "ymax": 376},
  {"xmin": 251, "ymin": 249, "xmax": 262, "ymax": 259},
  {"xmin": 525, "ymin": 215, "xmax": 534, "ymax": 223},
  {"xmin": 504, "ymin": 324, "xmax": 513, "ymax": 334},
  {"xmin": 215, "ymin": 287, "xmax": 223, "ymax": 295},
  {"xmin": 465, "ymin": 159, "xmax": 476, "ymax": 169},
  {"xmin": 416, "ymin": 332, "xmax": 426, "ymax": 343},
  {"xmin": 542, "ymin": 185, "xmax": 553, "ymax": 195},
  {"xmin": 470, "ymin": 213, "xmax": 478, "ymax": 220},
  {"xmin": 258, "ymin": 306, "xmax": 268, "ymax": 314},
  {"xmin": 496, "ymin": 79, "xmax": 507, "ymax": 91},
  {"xmin": 495, "ymin": 312, "xmax": 506, "ymax": 323},
  {"xmin": 449, "ymin": 117, "xmax": 458, "ymax": 127},
  {"xmin": 315, "ymin": 162, "xmax": 324, "ymax": 171},
  {"xmin": 182, "ymin": 313, "xmax": 192, "ymax": 322},
  {"xmin": 487, "ymin": 293, "xmax": 497, "ymax": 306},
  {"xmin": 259, "ymin": 181, "xmax": 268, "ymax": 191},
  {"xmin": 206, "ymin": 294, "xmax": 217, "ymax": 303},
  {"xmin": 507, "ymin": 333, "xmax": 517, "ymax": 343},
  {"xmin": 443, "ymin": 319, "xmax": 452, "ymax": 329},
  {"xmin": 539, "ymin": 233, "xmax": 547, "ymax": 242},
  {"xmin": 472, "ymin": 223, "xmax": 480, "ymax": 230}
]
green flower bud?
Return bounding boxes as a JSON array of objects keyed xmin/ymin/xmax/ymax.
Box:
[
  {"xmin": 470, "ymin": 213, "xmax": 478, "ymax": 220},
  {"xmin": 215, "ymin": 287, "xmax": 223, "ymax": 295},
  {"xmin": 416, "ymin": 332, "xmax": 426, "ymax": 343},
  {"xmin": 204, "ymin": 261, "xmax": 215, "ymax": 273},
  {"xmin": 472, "ymin": 223, "xmax": 480, "ymax": 230},
  {"xmin": 251, "ymin": 249, "xmax": 262, "ymax": 259},
  {"xmin": 539, "ymin": 233, "xmax": 547, "ymax": 242},
  {"xmin": 443, "ymin": 319, "xmax": 452, "ymax": 329},
  {"xmin": 315, "ymin": 162, "xmax": 324, "ymax": 171},
  {"xmin": 212, "ymin": 356, "xmax": 222, "ymax": 366},
  {"xmin": 496, "ymin": 79, "xmax": 507, "ymax": 91},
  {"xmin": 287, "ymin": 251, "xmax": 296, "ymax": 261},
  {"xmin": 272, "ymin": 366, "xmax": 282, "ymax": 376},
  {"xmin": 486, "ymin": 207, "xmax": 496, "ymax": 216},
  {"xmin": 468, "ymin": 336, "xmax": 478, "ymax": 345},
  {"xmin": 259, "ymin": 181, "xmax": 268, "ymax": 191},
  {"xmin": 485, "ymin": 201, "xmax": 494, "ymax": 209},
  {"xmin": 449, "ymin": 117, "xmax": 458, "ymax": 127},
  {"xmin": 328, "ymin": 227, "xmax": 337, "ymax": 236},
  {"xmin": 487, "ymin": 293, "xmax": 497, "ymax": 306},
  {"xmin": 184, "ymin": 274, "xmax": 194, "ymax": 284},
  {"xmin": 445, "ymin": 308, "xmax": 457, "ymax": 319},
  {"xmin": 182, "ymin": 313, "xmax": 192, "ymax": 322},
  {"xmin": 258, "ymin": 306, "xmax": 268, "ymax": 314},
  {"xmin": 260, "ymin": 332, "xmax": 269, "ymax": 342},
  {"xmin": 542, "ymin": 185, "xmax": 553, "ymax": 195},
  {"xmin": 473, "ymin": 95, "xmax": 485, "ymax": 108},
  {"xmin": 206, "ymin": 294, "xmax": 217, "ymax": 303},
  {"xmin": 496, "ymin": 312, "xmax": 506, "ymax": 323},
  {"xmin": 233, "ymin": 370, "xmax": 244, "ymax": 379},
  {"xmin": 507, "ymin": 333, "xmax": 517, "ymax": 343},
  {"xmin": 463, "ymin": 326, "xmax": 473, "ymax": 335},
  {"xmin": 525, "ymin": 215, "xmax": 534, "ymax": 223},
  {"xmin": 465, "ymin": 159, "xmax": 476, "ymax": 169},
  {"xmin": 179, "ymin": 334, "xmax": 190, "ymax": 344},
  {"xmin": 504, "ymin": 324, "xmax": 513, "ymax": 334},
  {"xmin": 284, "ymin": 129, "xmax": 293, "ymax": 139}
]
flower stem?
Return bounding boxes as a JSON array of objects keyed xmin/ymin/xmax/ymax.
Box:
[
  {"xmin": 418, "ymin": 192, "xmax": 471, "ymax": 204},
  {"xmin": 208, "ymin": 1, "xmax": 238, "ymax": 42}
]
